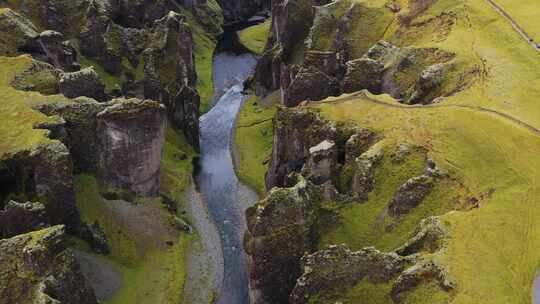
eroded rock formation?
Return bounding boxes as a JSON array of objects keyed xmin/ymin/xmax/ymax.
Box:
[
  {"xmin": 0, "ymin": 225, "xmax": 98, "ymax": 304},
  {"xmin": 97, "ymin": 98, "xmax": 166, "ymax": 198}
]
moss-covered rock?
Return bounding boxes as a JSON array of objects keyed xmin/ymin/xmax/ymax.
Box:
[
  {"xmin": 97, "ymin": 98, "xmax": 167, "ymax": 198},
  {"xmin": 290, "ymin": 244, "xmax": 411, "ymax": 304},
  {"xmin": 0, "ymin": 225, "xmax": 98, "ymax": 304},
  {"xmin": 245, "ymin": 176, "xmax": 322, "ymax": 304},
  {"xmin": 11, "ymin": 60, "xmax": 62, "ymax": 95},
  {"xmin": 0, "ymin": 8, "xmax": 39, "ymax": 56},
  {"xmin": 59, "ymin": 67, "xmax": 107, "ymax": 102}
]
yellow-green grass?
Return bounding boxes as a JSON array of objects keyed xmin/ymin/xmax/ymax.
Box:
[
  {"xmin": 311, "ymin": 89, "xmax": 540, "ymax": 303},
  {"xmin": 75, "ymin": 174, "xmax": 193, "ymax": 304},
  {"xmin": 382, "ymin": 0, "xmax": 540, "ymax": 132},
  {"xmin": 319, "ymin": 145, "xmax": 459, "ymax": 252},
  {"xmin": 234, "ymin": 92, "xmax": 279, "ymax": 194},
  {"xmin": 496, "ymin": 0, "xmax": 540, "ymax": 42},
  {"xmin": 0, "ymin": 55, "xmax": 71, "ymax": 159},
  {"xmin": 239, "ymin": 20, "xmax": 271, "ymax": 54},
  {"xmin": 77, "ymin": 55, "xmax": 145, "ymax": 92}
]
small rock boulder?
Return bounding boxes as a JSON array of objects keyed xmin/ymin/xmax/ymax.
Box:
[
  {"xmin": 343, "ymin": 57, "xmax": 385, "ymax": 94},
  {"xmin": 388, "ymin": 174, "xmax": 434, "ymax": 216}
]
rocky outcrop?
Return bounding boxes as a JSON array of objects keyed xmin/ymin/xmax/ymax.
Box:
[
  {"xmin": 59, "ymin": 67, "xmax": 108, "ymax": 102},
  {"xmin": 253, "ymin": 0, "xmax": 315, "ymax": 95},
  {"xmin": 342, "ymin": 57, "xmax": 384, "ymax": 94},
  {"xmin": 282, "ymin": 66, "xmax": 342, "ymax": 107},
  {"xmin": 245, "ymin": 176, "xmax": 322, "ymax": 304},
  {"xmin": 0, "ymin": 141, "xmax": 80, "ymax": 232},
  {"xmin": 143, "ymin": 11, "xmax": 200, "ymax": 147},
  {"xmin": 37, "ymin": 30, "xmax": 80, "ymax": 72},
  {"xmin": 396, "ymin": 216, "xmax": 449, "ymax": 256},
  {"xmin": 266, "ymin": 107, "xmax": 377, "ymax": 198},
  {"xmin": 36, "ymin": 98, "xmax": 107, "ymax": 173},
  {"xmin": 11, "ymin": 60, "xmax": 62, "ymax": 95},
  {"xmin": 97, "ymin": 98, "xmax": 166, "ymax": 198},
  {"xmin": 290, "ymin": 244, "xmax": 411, "ymax": 303},
  {"xmin": 0, "ymin": 225, "xmax": 98, "ymax": 304},
  {"xmin": 0, "ymin": 8, "xmax": 40, "ymax": 56},
  {"xmin": 391, "ymin": 260, "xmax": 454, "ymax": 303},
  {"xmin": 0, "ymin": 200, "xmax": 47, "ymax": 239},
  {"xmin": 37, "ymin": 97, "xmax": 167, "ymax": 198},
  {"xmin": 266, "ymin": 107, "xmax": 337, "ymax": 189},
  {"xmin": 388, "ymin": 174, "xmax": 435, "ymax": 216}
]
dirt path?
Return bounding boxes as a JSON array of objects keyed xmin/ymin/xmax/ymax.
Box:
[
  {"xmin": 327, "ymin": 91, "xmax": 540, "ymax": 137},
  {"xmin": 484, "ymin": 0, "xmax": 540, "ymax": 52}
]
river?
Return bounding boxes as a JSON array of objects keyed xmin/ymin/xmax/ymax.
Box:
[{"xmin": 195, "ymin": 31, "xmax": 259, "ymax": 304}]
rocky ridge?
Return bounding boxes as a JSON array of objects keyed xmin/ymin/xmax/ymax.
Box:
[
  {"xmin": 246, "ymin": 106, "xmax": 456, "ymax": 303},
  {"xmin": 252, "ymin": 0, "xmax": 475, "ymax": 107}
]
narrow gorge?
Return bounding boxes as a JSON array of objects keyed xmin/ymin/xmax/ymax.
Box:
[{"xmin": 1, "ymin": 0, "xmax": 540, "ymax": 304}]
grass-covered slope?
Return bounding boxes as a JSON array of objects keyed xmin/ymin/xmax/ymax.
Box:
[
  {"xmin": 0, "ymin": 55, "xmax": 70, "ymax": 158},
  {"xmin": 311, "ymin": 2, "xmax": 540, "ymax": 302},
  {"xmin": 234, "ymin": 92, "xmax": 279, "ymax": 194},
  {"xmin": 312, "ymin": 88, "xmax": 540, "ymax": 303},
  {"xmin": 238, "ymin": 20, "xmax": 271, "ymax": 54},
  {"xmin": 74, "ymin": 173, "xmax": 193, "ymax": 304}
]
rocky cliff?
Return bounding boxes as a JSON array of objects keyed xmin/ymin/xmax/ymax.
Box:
[
  {"xmin": 252, "ymin": 0, "xmax": 474, "ymax": 107},
  {"xmin": 0, "ymin": 225, "xmax": 98, "ymax": 304},
  {"xmin": 97, "ymin": 98, "xmax": 166, "ymax": 198},
  {"xmin": 0, "ymin": 0, "xmax": 222, "ymax": 148},
  {"xmin": 246, "ymin": 106, "xmax": 456, "ymax": 303}
]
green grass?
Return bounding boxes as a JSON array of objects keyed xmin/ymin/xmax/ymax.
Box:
[
  {"xmin": 160, "ymin": 126, "xmax": 197, "ymax": 202},
  {"xmin": 74, "ymin": 174, "xmax": 193, "ymax": 304},
  {"xmin": 313, "ymin": 89, "xmax": 540, "ymax": 303},
  {"xmin": 234, "ymin": 92, "xmax": 279, "ymax": 194},
  {"xmin": 238, "ymin": 20, "xmax": 271, "ymax": 54},
  {"xmin": 190, "ymin": 15, "xmax": 218, "ymax": 113},
  {"xmin": 0, "ymin": 55, "xmax": 71, "ymax": 159},
  {"xmin": 319, "ymin": 145, "xmax": 458, "ymax": 252}
]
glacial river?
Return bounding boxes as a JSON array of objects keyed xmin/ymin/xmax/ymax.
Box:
[{"xmin": 195, "ymin": 32, "xmax": 259, "ymax": 304}]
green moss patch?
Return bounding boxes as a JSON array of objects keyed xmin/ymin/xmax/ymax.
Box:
[
  {"xmin": 234, "ymin": 92, "xmax": 279, "ymax": 194},
  {"xmin": 239, "ymin": 20, "xmax": 271, "ymax": 54}
]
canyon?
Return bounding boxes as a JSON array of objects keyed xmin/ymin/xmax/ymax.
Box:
[{"xmin": 1, "ymin": 0, "xmax": 540, "ymax": 304}]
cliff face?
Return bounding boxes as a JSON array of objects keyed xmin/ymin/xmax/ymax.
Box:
[
  {"xmin": 252, "ymin": 0, "xmax": 471, "ymax": 107},
  {"xmin": 0, "ymin": 225, "xmax": 98, "ymax": 304},
  {"xmin": 1, "ymin": 0, "xmax": 218, "ymax": 149},
  {"xmin": 246, "ymin": 106, "xmax": 455, "ymax": 303},
  {"xmin": 97, "ymin": 99, "xmax": 166, "ymax": 198},
  {"xmin": 216, "ymin": 0, "xmax": 270, "ymax": 24}
]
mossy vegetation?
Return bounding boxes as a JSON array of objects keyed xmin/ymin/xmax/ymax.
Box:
[
  {"xmin": 74, "ymin": 174, "xmax": 193, "ymax": 304},
  {"xmin": 319, "ymin": 146, "xmax": 459, "ymax": 252},
  {"xmin": 0, "ymin": 55, "xmax": 71, "ymax": 159},
  {"xmin": 238, "ymin": 20, "xmax": 271, "ymax": 54},
  {"xmin": 311, "ymin": 86, "xmax": 540, "ymax": 303},
  {"xmin": 234, "ymin": 92, "xmax": 279, "ymax": 194},
  {"xmin": 160, "ymin": 126, "xmax": 197, "ymax": 202}
]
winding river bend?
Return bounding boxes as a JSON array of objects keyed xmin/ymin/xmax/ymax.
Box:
[{"xmin": 195, "ymin": 31, "xmax": 259, "ymax": 304}]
